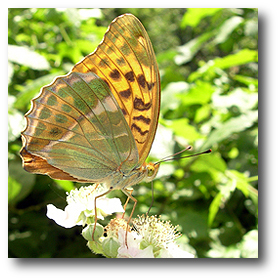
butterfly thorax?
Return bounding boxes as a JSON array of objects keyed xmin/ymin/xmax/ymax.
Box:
[{"xmin": 106, "ymin": 162, "xmax": 160, "ymax": 191}]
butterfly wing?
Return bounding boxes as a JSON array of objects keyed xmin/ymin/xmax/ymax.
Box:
[
  {"xmin": 72, "ymin": 14, "xmax": 160, "ymax": 166},
  {"xmin": 21, "ymin": 72, "xmax": 139, "ymax": 182}
]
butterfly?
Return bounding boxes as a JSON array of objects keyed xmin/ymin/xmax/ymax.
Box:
[{"xmin": 20, "ymin": 14, "xmax": 161, "ymax": 227}]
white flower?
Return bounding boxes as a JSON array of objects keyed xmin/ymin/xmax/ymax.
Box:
[
  {"xmin": 46, "ymin": 204, "xmax": 83, "ymax": 228},
  {"xmin": 131, "ymin": 214, "xmax": 195, "ymax": 258},
  {"xmin": 158, "ymin": 243, "xmax": 195, "ymax": 258},
  {"xmin": 46, "ymin": 184, "xmax": 124, "ymax": 228},
  {"xmin": 100, "ymin": 215, "xmax": 196, "ymax": 258},
  {"xmin": 117, "ymin": 228, "xmax": 155, "ymax": 258}
]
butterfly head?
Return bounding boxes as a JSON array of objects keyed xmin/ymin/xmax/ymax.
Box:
[{"xmin": 144, "ymin": 162, "xmax": 160, "ymax": 182}]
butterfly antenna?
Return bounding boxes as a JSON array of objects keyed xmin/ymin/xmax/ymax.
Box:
[{"xmin": 155, "ymin": 146, "xmax": 212, "ymax": 164}]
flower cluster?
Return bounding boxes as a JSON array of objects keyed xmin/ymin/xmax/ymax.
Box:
[
  {"xmin": 46, "ymin": 184, "xmax": 124, "ymax": 228},
  {"xmin": 46, "ymin": 184, "xmax": 195, "ymax": 258}
]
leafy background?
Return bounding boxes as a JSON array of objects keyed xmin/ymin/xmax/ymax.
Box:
[{"xmin": 8, "ymin": 8, "xmax": 258, "ymax": 258}]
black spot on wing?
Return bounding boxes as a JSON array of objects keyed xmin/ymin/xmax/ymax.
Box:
[
  {"xmin": 109, "ymin": 69, "xmax": 121, "ymax": 80},
  {"xmin": 133, "ymin": 97, "xmax": 152, "ymax": 111},
  {"xmin": 131, "ymin": 123, "xmax": 149, "ymax": 136},
  {"xmin": 119, "ymin": 89, "xmax": 132, "ymax": 99},
  {"xmin": 137, "ymin": 74, "xmax": 147, "ymax": 89},
  {"xmin": 125, "ymin": 71, "xmax": 135, "ymax": 83},
  {"xmin": 133, "ymin": 115, "xmax": 151, "ymax": 125}
]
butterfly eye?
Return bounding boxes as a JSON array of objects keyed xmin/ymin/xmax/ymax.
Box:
[
  {"xmin": 146, "ymin": 163, "xmax": 160, "ymax": 181},
  {"xmin": 147, "ymin": 165, "xmax": 155, "ymax": 177}
]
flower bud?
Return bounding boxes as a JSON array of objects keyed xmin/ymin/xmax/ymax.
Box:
[
  {"xmin": 82, "ymin": 223, "xmax": 104, "ymax": 241},
  {"xmin": 102, "ymin": 237, "xmax": 120, "ymax": 258}
]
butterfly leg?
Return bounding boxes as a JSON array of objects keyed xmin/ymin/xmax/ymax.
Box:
[
  {"xmin": 92, "ymin": 188, "xmax": 112, "ymax": 241},
  {"xmin": 145, "ymin": 181, "xmax": 154, "ymax": 219},
  {"xmin": 86, "ymin": 184, "xmax": 99, "ymax": 199},
  {"xmin": 121, "ymin": 188, "xmax": 133, "ymax": 219},
  {"xmin": 121, "ymin": 187, "xmax": 137, "ymax": 247}
]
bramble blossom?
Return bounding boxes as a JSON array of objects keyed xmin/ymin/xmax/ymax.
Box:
[{"xmin": 46, "ymin": 184, "xmax": 124, "ymax": 228}]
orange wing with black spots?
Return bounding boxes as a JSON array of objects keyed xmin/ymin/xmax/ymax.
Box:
[{"xmin": 72, "ymin": 14, "xmax": 161, "ymax": 166}]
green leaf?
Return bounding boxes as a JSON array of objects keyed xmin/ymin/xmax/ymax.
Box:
[
  {"xmin": 177, "ymin": 80, "xmax": 214, "ymax": 106},
  {"xmin": 233, "ymin": 75, "xmax": 258, "ymax": 87},
  {"xmin": 190, "ymin": 153, "xmax": 227, "ymax": 174},
  {"xmin": 8, "ymin": 176, "xmax": 22, "ymax": 203},
  {"xmin": 161, "ymin": 82, "xmax": 189, "ymax": 114},
  {"xmin": 8, "ymin": 61, "xmax": 14, "ymax": 84},
  {"xmin": 212, "ymin": 88, "xmax": 258, "ymax": 113},
  {"xmin": 177, "ymin": 16, "xmax": 243, "ymax": 64},
  {"xmin": 212, "ymin": 16, "xmax": 243, "ymax": 45},
  {"xmin": 54, "ymin": 180, "xmax": 75, "ymax": 192},
  {"xmin": 166, "ymin": 118, "xmax": 202, "ymax": 142},
  {"xmin": 181, "ymin": 8, "xmax": 222, "ymax": 28},
  {"xmin": 57, "ymin": 41, "xmax": 83, "ymax": 64},
  {"xmin": 177, "ymin": 206, "xmax": 209, "ymax": 239},
  {"xmin": 202, "ymin": 111, "xmax": 258, "ymax": 149},
  {"xmin": 213, "ymin": 49, "xmax": 258, "ymax": 69},
  {"xmin": 208, "ymin": 192, "xmax": 223, "ymax": 226},
  {"xmin": 175, "ymin": 31, "xmax": 215, "ymax": 65},
  {"xmin": 8, "ymin": 160, "xmax": 35, "ymax": 205},
  {"xmin": 189, "ymin": 49, "xmax": 258, "ymax": 82},
  {"xmin": 194, "ymin": 104, "xmax": 211, "ymax": 123},
  {"xmin": 226, "ymin": 170, "xmax": 251, "ymax": 197}
]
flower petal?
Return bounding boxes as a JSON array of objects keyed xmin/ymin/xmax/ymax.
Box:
[
  {"xmin": 158, "ymin": 244, "xmax": 195, "ymax": 258},
  {"xmin": 117, "ymin": 229, "xmax": 154, "ymax": 258},
  {"xmin": 46, "ymin": 204, "xmax": 82, "ymax": 228},
  {"xmin": 97, "ymin": 197, "xmax": 124, "ymax": 215}
]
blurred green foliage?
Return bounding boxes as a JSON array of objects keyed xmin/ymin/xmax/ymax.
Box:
[{"xmin": 8, "ymin": 8, "xmax": 258, "ymax": 258}]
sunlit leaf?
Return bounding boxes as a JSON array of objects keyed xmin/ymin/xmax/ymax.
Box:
[
  {"xmin": 54, "ymin": 180, "xmax": 75, "ymax": 192},
  {"xmin": 8, "ymin": 95, "xmax": 25, "ymax": 142},
  {"xmin": 150, "ymin": 124, "xmax": 175, "ymax": 160},
  {"xmin": 214, "ymin": 49, "xmax": 258, "ymax": 69},
  {"xmin": 175, "ymin": 31, "xmax": 215, "ymax": 65},
  {"xmin": 189, "ymin": 49, "xmax": 258, "ymax": 81},
  {"xmin": 212, "ymin": 88, "xmax": 258, "ymax": 112},
  {"xmin": 177, "ymin": 81, "xmax": 214, "ymax": 106},
  {"xmin": 213, "ymin": 16, "xmax": 243, "ymax": 45},
  {"xmin": 181, "ymin": 8, "xmax": 222, "ymax": 28},
  {"xmin": 78, "ymin": 8, "xmax": 102, "ymax": 20},
  {"xmin": 233, "ymin": 75, "xmax": 258, "ymax": 87},
  {"xmin": 208, "ymin": 192, "xmax": 222, "ymax": 226},
  {"xmin": 166, "ymin": 118, "xmax": 202, "ymax": 142},
  {"xmin": 8, "ymin": 61, "xmax": 14, "ymax": 84},
  {"xmin": 194, "ymin": 104, "xmax": 211, "ymax": 123},
  {"xmin": 8, "ymin": 176, "xmax": 22, "ymax": 203},
  {"xmin": 239, "ymin": 230, "xmax": 258, "ymax": 258},
  {"xmin": 190, "ymin": 153, "xmax": 227, "ymax": 174},
  {"xmin": 8, "ymin": 45, "xmax": 50, "ymax": 70},
  {"xmin": 161, "ymin": 81, "xmax": 189, "ymax": 113},
  {"xmin": 202, "ymin": 111, "xmax": 258, "ymax": 149},
  {"xmin": 226, "ymin": 170, "xmax": 251, "ymax": 197}
]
